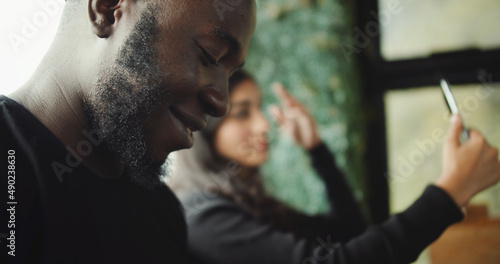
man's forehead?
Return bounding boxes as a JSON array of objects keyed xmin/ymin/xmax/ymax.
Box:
[
  {"xmin": 155, "ymin": 0, "xmax": 254, "ymax": 36},
  {"xmin": 157, "ymin": 0, "xmax": 255, "ymax": 19},
  {"xmin": 153, "ymin": 0, "xmax": 255, "ymax": 58}
]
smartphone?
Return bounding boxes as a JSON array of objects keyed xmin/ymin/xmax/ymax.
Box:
[{"xmin": 440, "ymin": 78, "xmax": 469, "ymax": 142}]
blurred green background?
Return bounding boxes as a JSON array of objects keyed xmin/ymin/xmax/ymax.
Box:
[{"xmin": 245, "ymin": 0, "xmax": 368, "ymax": 217}]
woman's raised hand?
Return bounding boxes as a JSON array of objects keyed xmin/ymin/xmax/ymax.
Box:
[
  {"xmin": 436, "ymin": 115, "xmax": 500, "ymax": 208},
  {"xmin": 268, "ymin": 83, "xmax": 321, "ymax": 150}
]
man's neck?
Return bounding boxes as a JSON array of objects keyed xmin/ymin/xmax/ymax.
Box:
[{"xmin": 10, "ymin": 71, "xmax": 125, "ymax": 179}]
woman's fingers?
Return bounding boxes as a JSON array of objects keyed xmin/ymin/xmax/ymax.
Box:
[
  {"xmin": 268, "ymin": 104, "xmax": 285, "ymax": 126},
  {"xmin": 483, "ymin": 145, "xmax": 500, "ymax": 182},
  {"xmin": 466, "ymin": 129, "xmax": 486, "ymax": 147},
  {"xmin": 438, "ymin": 122, "xmax": 500, "ymax": 207},
  {"xmin": 269, "ymin": 82, "xmax": 321, "ymax": 150},
  {"xmin": 445, "ymin": 115, "xmax": 463, "ymax": 151},
  {"xmin": 272, "ymin": 83, "xmax": 296, "ymax": 108}
]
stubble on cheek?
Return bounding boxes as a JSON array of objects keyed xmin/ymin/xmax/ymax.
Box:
[{"xmin": 82, "ymin": 4, "xmax": 173, "ymax": 187}]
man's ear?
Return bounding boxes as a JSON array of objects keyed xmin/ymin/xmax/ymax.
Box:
[{"xmin": 88, "ymin": 0, "xmax": 122, "ymax": 38}]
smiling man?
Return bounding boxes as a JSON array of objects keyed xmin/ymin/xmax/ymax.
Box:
[{"xmin": 0, "ymin": 0, "xmax": 255, "ymax": 263}]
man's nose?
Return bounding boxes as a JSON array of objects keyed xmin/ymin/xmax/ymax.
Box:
[{"xmin": 198, "ymin": 85, "xmax": 229, "ymax": 117}]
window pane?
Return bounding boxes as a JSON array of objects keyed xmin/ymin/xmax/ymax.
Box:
[{"xmin": 379, "ymin": 0, "xmax": 500, "ymax": 60}]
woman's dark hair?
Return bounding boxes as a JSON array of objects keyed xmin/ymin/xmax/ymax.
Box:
[{"xmin": 171, "ymin": 70, "xmax": 316, "ymax": 235}]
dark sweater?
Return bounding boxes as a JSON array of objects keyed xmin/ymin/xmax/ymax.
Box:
[
  {"xmin": 180, "ymin": 143, "xmax": 464, "ymax": 264},
  {"xmin": 0, "ymin": 95, "xmax": 188, "ymax": 263}
]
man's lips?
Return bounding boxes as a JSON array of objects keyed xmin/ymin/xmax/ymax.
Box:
[{"xmin": 169, "ymin": 106, "xmax": 207, "ymax": 133}]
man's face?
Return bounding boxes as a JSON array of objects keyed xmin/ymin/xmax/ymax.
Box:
[{"xmin": 83, "ymin": 0, "xmax": 256, "ymax": 186}]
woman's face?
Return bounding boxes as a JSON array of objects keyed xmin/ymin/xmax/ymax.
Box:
[{"xmin": 214, "ymin": 79, "xmax": 270, "ymax": 167}]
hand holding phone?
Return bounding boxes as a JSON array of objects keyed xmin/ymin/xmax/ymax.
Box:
[
  {"xmin": 440, "ymin": 78, "xmax": 469, "ymax": 142},
  {"xmin": 437, "ymin": 116, "xmax": 500, "ymax": 207}
]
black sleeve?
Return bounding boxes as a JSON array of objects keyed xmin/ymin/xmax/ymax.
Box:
[
  {"xmin": 307, "ymin": 142, "xmax": 367, "ymax": 240},
  {"xmin": 185, "ymin": 185, "xmax": 464, "ymax": 264}
]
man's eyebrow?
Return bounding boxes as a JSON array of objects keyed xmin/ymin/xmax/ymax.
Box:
[
  {"xmin": 210, "ymin": 26, "xmax": 245, "ymax": 69},
  {"xmin": 211, "ymin": 26, "xmax": 241, "ymax": 53}
]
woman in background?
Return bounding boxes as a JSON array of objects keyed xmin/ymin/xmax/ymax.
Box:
[{"xmin": 170, "ymin": 70, "xmax": 499, "ymax": 264}]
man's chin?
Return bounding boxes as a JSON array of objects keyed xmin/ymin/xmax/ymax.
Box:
[
  {"xmin": 120, "ymin": 147, "xmax": 169, "ymax": 189},
  {"xmin": 125, "ymin": 161, "xmax": 167, "ymax": 189},
  {"xmin": 156, "ymin": 141, "xmax": 195, "ymax": 160}
]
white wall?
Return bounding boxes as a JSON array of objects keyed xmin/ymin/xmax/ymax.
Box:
[{"xmin": 0, "ymin": 0, "xmax": 65, "ymax": 96}]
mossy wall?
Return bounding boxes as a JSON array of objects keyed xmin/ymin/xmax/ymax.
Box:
[{"xmin": 245, "ymin": 0, "xmax": 368, "ymax": 216}]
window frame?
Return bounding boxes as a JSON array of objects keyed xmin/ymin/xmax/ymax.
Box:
[{"xmin": 354, "ymin": 0, "xmax": 500, "ymax": 223}]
